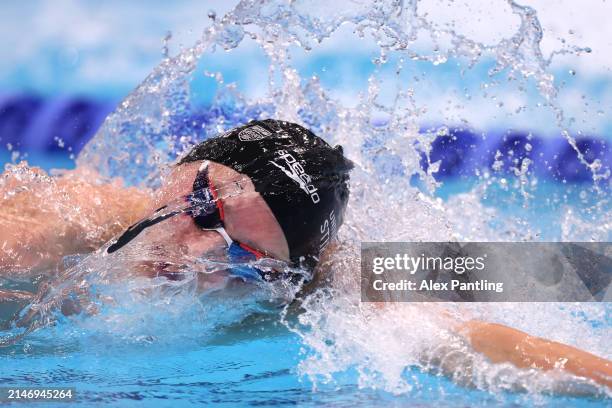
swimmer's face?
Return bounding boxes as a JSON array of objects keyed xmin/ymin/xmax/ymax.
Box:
[{"xmin": 142, "ymin": 161, "xmax": 290, "ymax": 263}]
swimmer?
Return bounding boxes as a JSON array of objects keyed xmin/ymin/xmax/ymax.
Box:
[{"xmin": 0, "ymin": 119, "xmax": 610, "ymax": 389}]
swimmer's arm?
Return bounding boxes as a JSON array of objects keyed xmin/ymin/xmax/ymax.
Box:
[
  {"xmin": 458, "ymin": 320, "xmax": 612, "ymax": 388},
  {"xmin": 0, "ymin": 166, "xmax": 153, "ymax": 275}
]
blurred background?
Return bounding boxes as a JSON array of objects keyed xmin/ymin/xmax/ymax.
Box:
[{"xmin": 0, "ymin": 0, "xmax": 610, "ymax": 182}]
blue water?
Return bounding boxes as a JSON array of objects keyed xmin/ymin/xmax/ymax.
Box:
[
  {"xmin": 1, "ymin": 1, "xmax": 611, "ymax": 406},
  {"xmin": 1, "ymin": 318, "xmax": 607, "ymax": 408},
  {"xmin": 0, "ymin": 151, "xmax": 609, "ymax": 407}
]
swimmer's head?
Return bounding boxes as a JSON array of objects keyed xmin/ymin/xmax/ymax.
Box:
[
  {"xmin": 178, "ymin": 119, "xmax": 353, "ymax": 269},
  {"xmin": 108, "ymin": 119, "xmax": 353, "ymax": 276}
]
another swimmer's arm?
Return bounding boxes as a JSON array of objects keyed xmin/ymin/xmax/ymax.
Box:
[{"xmin": 459, "ymin": 320, "xmax": 612, "ymax": 388}]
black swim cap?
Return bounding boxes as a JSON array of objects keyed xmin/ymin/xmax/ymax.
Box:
[{"xmin": 179, "ymin": 119, "xmax": 353, "ymax": 269}]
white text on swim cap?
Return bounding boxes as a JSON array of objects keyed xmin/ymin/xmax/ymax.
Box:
[
  {"xmin": 319, "ymin": 210, "xmax": 337, "ymax": 253},
  {"xmin": 270, "ymin": 150, "xmax": 320, "ymax": 204}
]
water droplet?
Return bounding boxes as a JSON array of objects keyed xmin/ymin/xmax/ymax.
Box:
[
  {"xmin": 162, "ymin": 31, "xmax": 173, "ymax": 58},
  {"xmin": 568, "ymin": 69, "xmax": 576, "ymax": 76},
  {"xmin": 590, "ymin": 159, "xmax": 602, "ymax": 171},
  {"xmin": 208, "ymin": 10, "xmax": 217, "ymax": 20}
]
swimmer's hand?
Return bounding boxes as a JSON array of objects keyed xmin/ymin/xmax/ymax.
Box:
[{"xmin": 0, "ymin": 164, "xmax": 153, "ymax": 277}]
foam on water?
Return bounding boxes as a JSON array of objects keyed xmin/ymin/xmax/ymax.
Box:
[{"xmin": 1, "ymin": 0, "xmax": 611, "ymax": 401}]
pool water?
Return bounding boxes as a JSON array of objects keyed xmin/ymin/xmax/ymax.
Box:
[
  {"xmin": 1, "ymin": 0, "xmax": 611, "ymax": 406},
  {"xmin": 1, "ymin": 312, "xmax": 608, "ymax": 408}
]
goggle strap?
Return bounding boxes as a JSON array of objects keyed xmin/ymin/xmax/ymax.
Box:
[
  {"xmin": 107, "ymin": 207, "xmax": 183, "ymax": 254},
  {"xmin": 215, "ymin": 227, "xmax": 234, "ymax": 247},
  {"xmin": 239, "ymin": 242, "xmax": 265, "ymax": 259}
]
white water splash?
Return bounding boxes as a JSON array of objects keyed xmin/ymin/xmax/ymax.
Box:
[{"xmin": 5, "ymin": 0, "xmax": 611, "ymax": 399}]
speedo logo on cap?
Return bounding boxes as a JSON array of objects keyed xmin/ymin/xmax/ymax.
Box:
[
  {"xmin": 238, "ymin": 125, "xmax": 271, "ymax": 141},
  {"xmin": 270, "ymin": 150, "xmax": 320, "ymax": 204}
]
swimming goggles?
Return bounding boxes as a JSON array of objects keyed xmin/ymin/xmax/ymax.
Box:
[{"xmin": 107, "ymin": 161, "xmax": 274, "ymax": 282}]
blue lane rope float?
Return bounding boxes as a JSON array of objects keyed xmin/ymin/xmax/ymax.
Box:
[
  {"xmin": 0, "ymin": 94, "xmax": 114, "ymax": 153},
  {"xmin": 419, "ymin": 127, "xmax": 610, "ymax": 183},
  {"xmin": 0, "ymin": 94, "xmax": 609, "ymax": 183}
]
